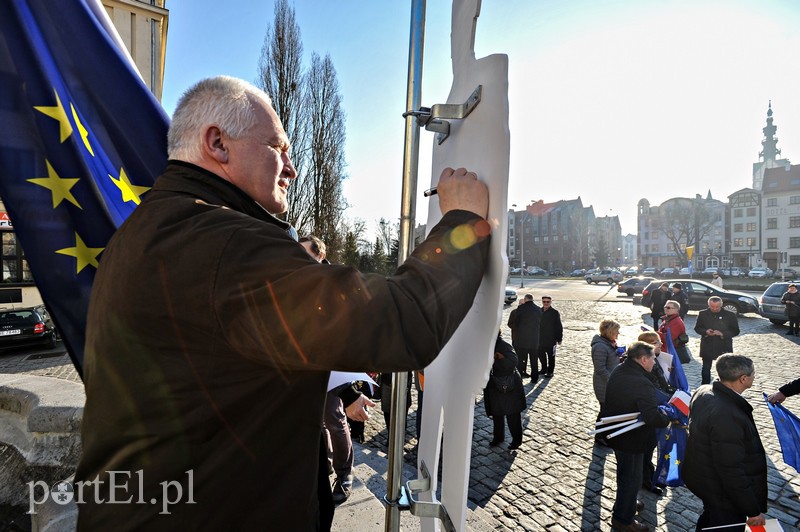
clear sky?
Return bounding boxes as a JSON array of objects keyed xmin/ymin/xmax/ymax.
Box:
[{"xmin": 161, "ymin": 0, "xmax": 800, "ymax": 238}]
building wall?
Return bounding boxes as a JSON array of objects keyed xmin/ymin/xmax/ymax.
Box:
[{"xmin": 102, "ymin": 0, "xmax": 169, "ymax": 101}]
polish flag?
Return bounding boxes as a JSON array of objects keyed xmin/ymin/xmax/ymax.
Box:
[
  {"xmin": 669, "ymin": 390, "xmax": 691, "ymax": 416},
  {"xmin": 747, "ymin": 518, "xmax": 785, "ymax": 532}
]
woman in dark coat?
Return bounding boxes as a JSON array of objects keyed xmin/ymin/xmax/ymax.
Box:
[
  {"xmin": 781, "ymin": 283, "xmax": 800, "ymax": 335},
  {"xmin": 484, "ymin": 334, "xmax": 526, "ymax": 449}
]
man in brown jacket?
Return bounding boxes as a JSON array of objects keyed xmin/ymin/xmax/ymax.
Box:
[{"xmin": 75, "ymin": 76, "xmax": 491, "ymax": 530}]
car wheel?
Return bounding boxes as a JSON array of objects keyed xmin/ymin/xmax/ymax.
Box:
[
  {"xmin": 47, "ymin": 333, "xmax": 57, "ymax": 349},
  {"xmin": 722, "ymin": 303, "xmax": 739, "ymax": 314},
  {"xmin": 626, "ymin": 289, "xmax": 634, "ymax": 297},
  {"xmin": 586, "ymin": 278, "xmax": 592, "ymax": 284},
  {"xmin": 769, "ymin": 319, "xmax": 788, "ymax": 326},
  {"xmin": 607, "ymin": 278, "xmax": 614, "ymax": 285}
]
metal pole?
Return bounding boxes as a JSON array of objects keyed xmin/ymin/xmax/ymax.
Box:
[
  {"xmin": 385, "ymin": 1, "xmax": 425, "ymax": 530},
  {"xmin": 519, "ymin": 219, "xmax": 524, "ymax": 288}
]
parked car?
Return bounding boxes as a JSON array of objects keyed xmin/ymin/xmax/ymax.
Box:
[
  {"xmin": 701, "ymin": 267, "xmax": 719, "ymax": 278},
  {"xmin": 569, "ymin": 268, "xmax": 586, "ymax": 277},
  {"xmin": 585, "ymin": 268, "xmax": 623, "ymax": 285},
  {"xmin": 719, "ymin": 267, "xmax": 745, "ymax": 277},
  {"xmin": 660, "ymin": 267, "xmax": 677, "ymax": 276},
  {"xmin": 639, "ymin": 279, "xmax": 759, "ymax": 315},
  {"xmin": 0, "ymin": 306, "xmax": 58, "ymax": 351},
  {"xmin": 774, "ymin": 268, "xmax": 798, "ymax": 279},
  {"xmin": 641, "ymin": 267, "xmax": 658, "ymax": 276},
  {"xmin": 527, "ymin": 266, "xmax": 547, "ymax": 276},
  {"xmin": 678, "ymin": 267, "xmax": 692, "ymax": 277},
  {"xmin": 748, "ymin": 266, "xmax": 774, "ymax": 279},
  {"xmin": 758, "ymin": 280, "xmax": 800, "ymax": 325},
  {"xmin": 510, "ymin": 267, "xmax": 522, "ymax": 275},
  {"xmin": 505, "ymin": 288, "xmax": 518, "ymax": 305},
  {"xmin": 617, "ymin": 276, "xmax": 656, "ymax": 297},
  {"xmin": 624, "ymin": 267, "xmax": 638, "ymax": 278},
  {"xmin": 549, "ymin": 268, "xmax": 566, "ymax": 277}
]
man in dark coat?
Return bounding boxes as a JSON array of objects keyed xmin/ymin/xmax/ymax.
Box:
[
  {"xmin": 650, "ymin": 283, "xmax": 670, "ymax": 329},
  {"xmin": 507, "ymin": 294, "xmax": 542, "ymax": 379},
  {"xmin": 603, "ymin": 341, "xmax": 672, "ymax": 532},
  {"xmin": 694, "ymin": 296, "xmax": 740, "ymax": 384},
  {"xmin": 669, "ymin": 282, "xmax": 689, "ymax": 320},
  {"xmin": 768, "ymin": 376, "xmax": 800, "ymax": 404},
  {"xmin": 683, "ymin": 354, "xmax": 767, "ymax": 530},
  {"xmin": 536, "ymin": 295, "xmax": 563, "ymax": 378},
  {"xmin": 74, "ymin": 76, "xmax": 491, "ymax": 531}
]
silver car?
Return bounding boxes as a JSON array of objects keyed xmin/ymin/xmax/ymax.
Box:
[
  {"xmin": 760, "ymin": 281, "xmax": 796, "ymax": 325},
  {"xmin": 585, "ymin": 268, "xmax": 623, "ymax": 285}
]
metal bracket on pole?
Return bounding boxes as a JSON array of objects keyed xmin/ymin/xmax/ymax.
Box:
[
  {"xmin": 403, "ymin": 85, "xmax": 482, "ymax": 145},
  {"xmin": 401, "ymin": 460, "xmax": 456, "ymax": 532}
]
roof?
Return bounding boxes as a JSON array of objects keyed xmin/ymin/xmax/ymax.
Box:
[{"xmin": 762, "ymin": 164, "xmax": 800, "ymax": 194}]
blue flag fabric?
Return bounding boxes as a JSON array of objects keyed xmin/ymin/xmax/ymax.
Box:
[
  {"xmin": 653, "ymin": 326, "xmax": 691, "ymax": 487},
  {"xmin": 0, "ymin": 0, "xmax": 169, "ymax": 375},
  {"xmin": 764, "ymin": 393, "xmax": 800, "ymax": 473}
]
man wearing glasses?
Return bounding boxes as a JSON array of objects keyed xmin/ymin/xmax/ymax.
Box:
[
  {"xmin": 694, "ymin": 296, "xmax": 740, "ymax": 384},
  {"xmin": 683, "ymin": 354, "xmax": 767, "ymax": 530},
  {"xmin": 537, "ymin": 296, "xmax": 563, "ymax": 378}
]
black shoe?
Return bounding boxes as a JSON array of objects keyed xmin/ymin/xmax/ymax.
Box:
[
  {"xmin": 636, "ymin": 500, "xmax": 644, "ymax": 514},
  {"xmin": 646, "ymin": 486, "xmax": 663, "ymax": 496},
  {"xmin": 508, "ymin": 440, "xmax": 522, "ymax": 450},
  {"xmin": 595, "ymin": 436, "xmax": 610, "ymax": 447},
  {"xmin": 787, "ymin": 330, "xmax": 795, "ymax": 335},
  {"xmin": 520, "ymin": 372, "xmax": 530, "ymax": 377},
  {"xmin": 331, "ymin": 475, "xmax": 353, "ymax": 505},
  {"xmin": 611, "ymin": 517, "xmax": 649, "ymax": 531},
  {"xmin": 545, "ymin": 373, "xmax": 553, "ymax": 378},
  {"xmin": 489, "ymin": 439, "xmax": 503, "ymax": 447}
]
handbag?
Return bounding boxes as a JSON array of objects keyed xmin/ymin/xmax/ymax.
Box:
[
  {"xmin": 491, "ymin": 371, "xmax": 516, "ymax": 393},
  {"xmin": 676, "ymin": 333, "xmax": 689, "ymax": 346}
]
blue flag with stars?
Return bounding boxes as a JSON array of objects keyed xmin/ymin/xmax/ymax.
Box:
[
  {"xmin": 0, "ymin": 0, "xmax": 169, "ymax": 376},
  {"xmin": 652, "ymin": 327, "xmax": 690, "ymax": 487},
  {"xmin": 764, "ymin": 393, "xmax": 800, "ymax": 473}
]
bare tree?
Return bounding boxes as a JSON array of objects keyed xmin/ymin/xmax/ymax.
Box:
[
  {"xmin": 653, "ymin": 198, "xmax": 714, "ymax": 265},
  {"xmin": 377, "ymin": 218, "xmax": 397, "ymax": 255},
  {"xmin": 256, "ymin": 0, "xmax": 310, "ymax": 229},
  {"xmin": 304, "ymin": 52, "xmax": 347, "ymax": 249}
]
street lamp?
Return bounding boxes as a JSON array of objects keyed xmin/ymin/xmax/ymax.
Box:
[{"xmin": 512, "ymin": 204, "xmax": 525, "ymax": 288}]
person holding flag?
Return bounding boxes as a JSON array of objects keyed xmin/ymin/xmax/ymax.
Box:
[
  {"xmin": 768, "ymin": 377, "xmax": 800, "ymax": 405},
  {"xmin": 659, "ymin": 301, "xmax": 692, "ymax": 364}
]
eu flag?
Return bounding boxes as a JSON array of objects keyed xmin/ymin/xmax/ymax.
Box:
[
  {"xmin": 764, "ymin": 393, "xmax": 800, "ymax": 473},
  {"xmin": 653, "ymin": 326, "xmax": 690, "ymax": 487},
  {"xmin": 0, "ymin": 0, "xmax": 169, "ymax": 375}
]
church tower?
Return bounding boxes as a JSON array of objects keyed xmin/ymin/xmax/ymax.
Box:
[{"xmin": 752, "ymin": 101, "xmax": 790, "ymax": 190}]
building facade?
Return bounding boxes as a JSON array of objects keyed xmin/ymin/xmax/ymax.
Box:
[{"xmin": 762, "ymin": 163, "xmax": 800, "ymax": 270}]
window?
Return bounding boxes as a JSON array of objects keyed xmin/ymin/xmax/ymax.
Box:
[
  {"xmin": 746, "ymin": 207, "xmax": 757, "ymax": 216},
  {"xmin": 791, "ymin": 196, "xmax": 800, "ymax": 205},
  {"xmin": 792, "ymin": 255, "xmax": 800, "ymax": 267},
  {"xmin": 734, "ymin": 238, "xmax": 744, "ymax": 247},
  {"xmin": 734, "ymin": 223, "xmax": 743, "ymax": 232},
  {"xmin": 767, "ymin": 218, "xmax": 777, "ymax": 229},
  {"xmin": 767, "ymin": 238, "xmax": 778, "ymax": 249},
  {"xmin": 1, "ymin": 232, "xmax": 32, "ymax": 283},
  {"xmin": 791, "ymin": 237, "xmax": 800, "ymax": 249},
  {"xmin": 644, "ymin": 244, "xmax": 649, "ymax": 253},
  {"xmin": 746, "ymin": 237, "xmax": 757, "ymax": 247},
  {"xmin": 791, "ymin": 217, "xmax": 800, "ymax": 228},
  {"xmin": 746, "ymin": 223, "xmax": 757, "ymax": 232},
  {"xmin": 767, "ymin": 198, "xmax": 778, "ymax": 207},
  {"xmin": 734, "ymin": 208, "xmax": 743, "ymax": 217}
]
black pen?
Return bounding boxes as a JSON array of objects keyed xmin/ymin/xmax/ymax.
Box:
[{"xmin": 423, "ymin": 187, "xmax": 438, "ymax": 197}]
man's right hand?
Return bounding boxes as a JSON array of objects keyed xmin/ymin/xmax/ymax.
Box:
[
  {"xmin": 436, "ymin": 167, "xmax": 489, "ymax": 219},
  {"xmin": 745, "ymin": 513, "xmax": 766, "ymax": 527}
]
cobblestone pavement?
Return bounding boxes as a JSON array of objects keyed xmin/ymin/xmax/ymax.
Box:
[
  {"xmin": 2, "ymin": 299, "xmax": 799, "ymax": 530},
  {"xmin": 360, "ymin": 299, "xmax": 800, "ymax": 531}
]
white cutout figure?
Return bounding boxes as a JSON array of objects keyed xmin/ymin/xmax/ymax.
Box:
[{"xmin": 418, "ymin": 0, "xmax": 510, "ymax": 530}]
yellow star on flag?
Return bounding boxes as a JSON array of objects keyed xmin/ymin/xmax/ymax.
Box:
[
  {"xmin": 674, "ymin": 459, "xmax": 681, "ymax": 465},
  {"xmin": 56, "ymin": 233, "xmax": 104, "ymax": 273},
  {"xmin": 33, "ymin": 89, "xmax": 73, "ymax": 142},
  {"xmin": 27, "ymin": 160, "xmax": 82, "ymax": 209},
  {"xmin": 110, "ymin": 167, "xmax": 150, "ymax": 205},
  {"xmin": 70, "ymin": 103, "xmax": 94, "ymax": 156},
  {"xmin": 664, "ymin": 453, "xmax": 670, "ymax": 460}
]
